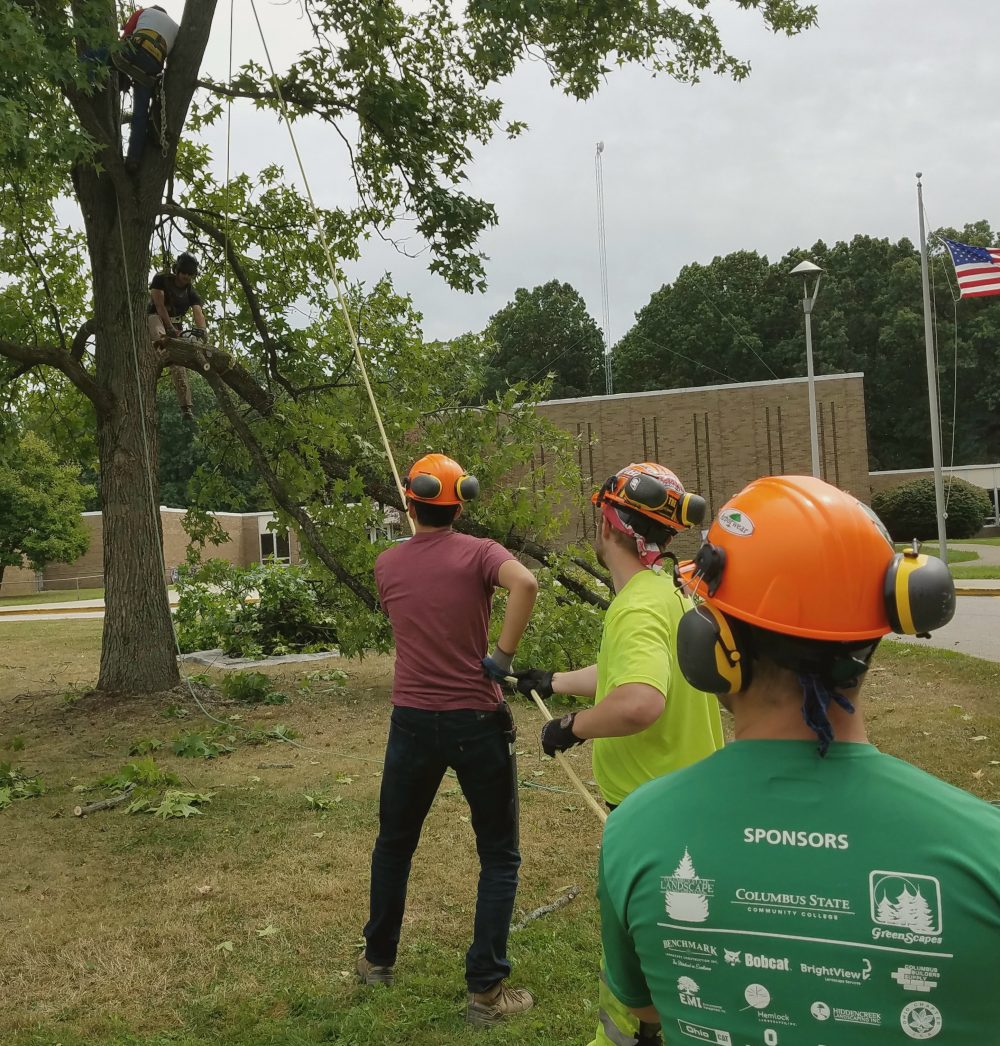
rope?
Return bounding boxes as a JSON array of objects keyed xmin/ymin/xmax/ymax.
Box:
[
  {"xmin": 247, "ymin": 0, "xmax": 413, "ymax": 534},
  {"xmin": 220, "ymin": 0, "xmax": 234, "ymax": 357}
]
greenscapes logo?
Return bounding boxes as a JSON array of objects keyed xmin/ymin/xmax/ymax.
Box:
[{"xmin": 718, "ymin": 509, "xmax": 754, "ymax": 537}]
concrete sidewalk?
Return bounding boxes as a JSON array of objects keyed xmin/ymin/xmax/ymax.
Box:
[{"xmin": 0, "ymin": 592, "xmax": 179, "ymax": 622}]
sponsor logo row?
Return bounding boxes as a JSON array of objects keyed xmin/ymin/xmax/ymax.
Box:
[{"xmin": 660, "ymin": 847, "xmax": 944, "ymax": 946}]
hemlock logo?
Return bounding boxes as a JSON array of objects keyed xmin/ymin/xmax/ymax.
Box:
[{"xmin": 718, "ymin": 509, "xmax": 754, "ymax": 537}]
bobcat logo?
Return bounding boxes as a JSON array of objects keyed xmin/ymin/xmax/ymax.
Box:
[{"xmin": 724, "ymin": 949, "xmax": 741, "ymax": 966}]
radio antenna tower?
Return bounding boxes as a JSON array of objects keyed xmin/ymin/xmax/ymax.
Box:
[{"xmin": 595, "ymin": 142, "xmax": 613, "ymax": 396}]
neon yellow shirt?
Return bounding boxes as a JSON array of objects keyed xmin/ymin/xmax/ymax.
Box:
[{"xmin": 591, "ymin": 569, "xmax": 724, "ymax": 806}]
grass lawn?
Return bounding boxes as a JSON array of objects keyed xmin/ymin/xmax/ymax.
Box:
[
  {"xmin": 951, "ymin": 565, "xmax": 1000, "ymax": 580},
  {"xmin": 0, "ymin": 587, "xmax": 105, "ymax": 606},
  {"xmin": 894, "ymin": 544, "xmax": 977, "ymax": 564},
  {"xmin": 1, "ymin": 624, "xmax": 999, "ymax": 1045}
]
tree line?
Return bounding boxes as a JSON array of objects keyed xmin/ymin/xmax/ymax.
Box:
[{"xmin": 484, "ymin": 224, "xmax": 1000, "ymax": 471}]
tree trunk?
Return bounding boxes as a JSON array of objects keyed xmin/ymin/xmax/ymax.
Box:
[{"xmin": 90, "ymin": 195, "xmax": 179, "ymax": 693}]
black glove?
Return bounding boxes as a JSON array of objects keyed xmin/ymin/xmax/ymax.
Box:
[
  {"xmin": 511, "ymin": 668, "xmax": 554, "ymax": 700},
  {"xmin": 541, "ymin": 712, "xmax": 583, "ymax": 757}
]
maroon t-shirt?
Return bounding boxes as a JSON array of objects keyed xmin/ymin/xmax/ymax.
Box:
[{"xmin": 375, "ymin": 529, "xmax": 514, "ymax": 711}]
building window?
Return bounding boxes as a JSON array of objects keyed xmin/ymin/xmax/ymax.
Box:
[{"xmin": 260, "ymin": 531, "xmax": 291, "ymax": 565}]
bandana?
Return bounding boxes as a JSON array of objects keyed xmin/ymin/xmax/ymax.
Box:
[
  {"xmin": 601, "ymin": 503, "xmax": 665, "ymax": 569},
  {"xmin": 798, "ymin": 673, "xmax": 856, "ymax": 757}
]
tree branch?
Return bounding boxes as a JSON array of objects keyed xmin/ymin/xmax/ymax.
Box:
[
  {"xmin": 71, "ymin": 318, "xmax": 98, "ymax": 361},
  {"xmin": 203, "ymin": 370, "xmax": 378, "ymax": 611},
  {"xmin": 0, "ymin": 339, "xmax": 112, "ymax": 412},
  {"xmin": 160, "ymin": 337, "xmax": 275, "ymax": 417}
]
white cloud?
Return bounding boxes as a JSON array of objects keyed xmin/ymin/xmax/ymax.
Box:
[{"xmin": 187, "ymin": 1, "xmax": 1000, "ymax": 340}]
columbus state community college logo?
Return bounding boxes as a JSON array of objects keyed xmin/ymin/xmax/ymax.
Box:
[{"xmin": 662, "ymin": 848, "xmax": 715, "ymax": 923}]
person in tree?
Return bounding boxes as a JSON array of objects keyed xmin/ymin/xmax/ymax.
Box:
[
  {"xmin": 508, "ymin": 461, "xmax": 725, "ymax": 1046},
  {"xmin": 115, "ymin": 5, "xmax": 180, "ymax": 172},
  {"xmin": 356, "ymin": 454, "xmax": 540, "ymax": 1026},
  {"xmin": 147, "ymin": 251, "xmax": 207, "ymax": 422},
  {"xmin": 600, "ymin": 476, "xmax": 1000, "ymax": 1043}
]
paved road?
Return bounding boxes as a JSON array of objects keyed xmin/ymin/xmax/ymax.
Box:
[{"xmin": 887, "ymin": 595, "xmax": 1000, "ymax": 663}]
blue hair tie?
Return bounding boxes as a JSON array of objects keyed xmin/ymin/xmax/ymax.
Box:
[{"xmin": 798, "ymin": 673, "xmax": 855, "ymax": 757}]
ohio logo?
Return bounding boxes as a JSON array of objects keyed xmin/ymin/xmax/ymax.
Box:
[{"xmin": 901, "ymin": 1001, "xmax": 942, "ymax": 1040}]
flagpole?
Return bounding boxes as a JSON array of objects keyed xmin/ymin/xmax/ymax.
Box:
[{"xmin": 916, "ymin": 172, "xmax": 948, "ymax": 560}]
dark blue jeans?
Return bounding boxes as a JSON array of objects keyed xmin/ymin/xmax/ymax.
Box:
[
  {"xmin": 122, "ymin": 46, "xmax": 163, "ymax": 165},
  {"xmin": 363, "ymin": 704, "xmax": 521, "ymax": 992}
]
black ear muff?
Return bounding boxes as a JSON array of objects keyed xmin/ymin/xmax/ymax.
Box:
[
  {"xmin": 884, "ymin": 549, "xmax": 956, "ymax": 636},
  {"xmin": 625, "ymin": 473, "xmax": 669, "ymax": 511},
  {"xmin": 680, "ymin": 493, "xmax": 707, "ymax": 528},
  {"xmin": 677, "ymin": 604, "xmax": 750, "ymax": 695},
  {"xmin": 456, "ymin": 474, "xmax": 480, "ymax": 502},
  {"xmin": 407, "ymin": 473, "xmax": 442, "ymax": 500},
  {"xmin": 692, "ymin": 542, "xmax": 727, "ymax": 597}
]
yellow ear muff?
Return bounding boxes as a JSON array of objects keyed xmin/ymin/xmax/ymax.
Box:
[
  {"xmin": 680, "ymin": 492, "xmax": 707, "ymax": 528},
  {"xmin": 884, "ymin": 549, "xmax": 956, "ymax": 635},
  {"xmin": 456, "ymin": 474, "xmax": 480, "ymax": 502},
  {"xmin": 677, "ymin": 604, "xmax": 749, "ymax": 695}
]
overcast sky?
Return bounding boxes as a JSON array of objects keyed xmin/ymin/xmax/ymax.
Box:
[{"xmin": 180, "ymin": 0, "xmax": 1000, "ymax": 342}]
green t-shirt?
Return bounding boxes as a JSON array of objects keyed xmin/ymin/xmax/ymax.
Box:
[
  {"xmin": 591, "ymin": 569, "xmax": 724, "ymax": 807},
  {"xmin": 599, "ymin": 740, "xmax": 1000, "ymax": 1045}
]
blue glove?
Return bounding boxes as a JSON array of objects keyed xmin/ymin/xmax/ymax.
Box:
[{"xmin": 481, "ymin": 645, "xmax": 514, "ymax": 683}]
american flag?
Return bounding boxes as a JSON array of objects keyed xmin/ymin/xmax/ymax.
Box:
[{"xmin": 941, "ymin": 237, "xmax": 1000, "ymax": 299}]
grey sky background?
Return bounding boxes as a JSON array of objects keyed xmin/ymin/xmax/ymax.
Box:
[{"xmin": 182, "ymin": 1, "xmax": 1000, "ymax": 342}]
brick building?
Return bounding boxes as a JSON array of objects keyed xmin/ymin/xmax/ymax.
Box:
[
  {"xmin": 535, "ymin": 373, "xmax": 869, "ymax": 556},
  {"xmin": 0, "ymin": 509, "xmax": 300, "ymax": 599},
  {"xmin": 1, "ymin": 373, "xmax": 871, "ymax": 597}
]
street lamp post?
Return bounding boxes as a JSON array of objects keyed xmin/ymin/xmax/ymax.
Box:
[{"xmin": 789, "ymin": 259, "xmax": 823, "ymax": 478}]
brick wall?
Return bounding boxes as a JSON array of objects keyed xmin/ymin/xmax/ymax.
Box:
[
  {"xmin": 0, "ymin": 509, "xmax": 303, "ymax": 598},
  {"xmin": 535, "ymin": 373, "xmax": 870, "ymax": 556}
]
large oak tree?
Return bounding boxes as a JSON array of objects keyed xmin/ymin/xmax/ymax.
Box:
[{"xmin": 0, "ymin": 0, "xmax": 816, "ymax": 694}]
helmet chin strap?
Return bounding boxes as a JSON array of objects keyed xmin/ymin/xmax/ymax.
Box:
[{"xmin": 601, "ymin": 503, "xmax": 664, "ymax": 569}]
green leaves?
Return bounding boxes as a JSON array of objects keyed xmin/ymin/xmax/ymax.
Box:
[
  {"xmin": 171, "ymin": 731, "xmax": 236, "ymax": 760},
  {"xmin": 100, "ymin": 756, "xmax": 180, "ymax": 792},
  {"xmin": 129, "ymin": 790, "xmax": 215, "ymax": 819},
  {"xmin": 0, "ymin": 763, "xmax": 46, "ymax": 810},
  {"xmin": 0, "ymin": 433, "xmax": 92, "ymax": 573}
]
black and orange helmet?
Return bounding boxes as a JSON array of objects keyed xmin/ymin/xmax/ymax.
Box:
[
  {"xmin": 592, "ymin": 462, "xmax": 705, "ymax": 534},
  {"xmin": 404, "ymin": 453, "xmax": 480, "ymax": 507},
  {"xmin": 684, "ymin": 475, "xmax": 956, "ymax": 642}
]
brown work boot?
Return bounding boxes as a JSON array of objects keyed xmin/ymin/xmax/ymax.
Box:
[
  {"xmin": 466, "ymin": 979, "xmax": 535, "ymax": 1026},
  {"xmin": 355, "ymin": 952, "xmax": 394, "ymax": 986}
]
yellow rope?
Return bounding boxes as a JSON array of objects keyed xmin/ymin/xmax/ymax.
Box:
[{"xmin": 248, "ymin": 0, "xmax": 413, "ymax": 534}]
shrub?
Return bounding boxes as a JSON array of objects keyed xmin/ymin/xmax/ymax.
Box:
[
  {"xmin": 872, "ymin": 477, "xmax": 992, "ymax": 542},
  {"xmin": 221, "ymin": 671, "xmax": 286, "ymax": 705},
  {"xmin": 174, "ymin": 560, "xmax": 338, "ymax": 658}
]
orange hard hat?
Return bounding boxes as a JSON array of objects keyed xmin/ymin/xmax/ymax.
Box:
[
  {"xmin": 687, "ymin": 475, "xmax": 934, "ymax": 642},
  {"xmin": 404, "ymin": 453, "xmax": 480, "ymax": 506},
  {"xmin": 591, "ymin": 462, "xmax": 705, "ymax": 533}
]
